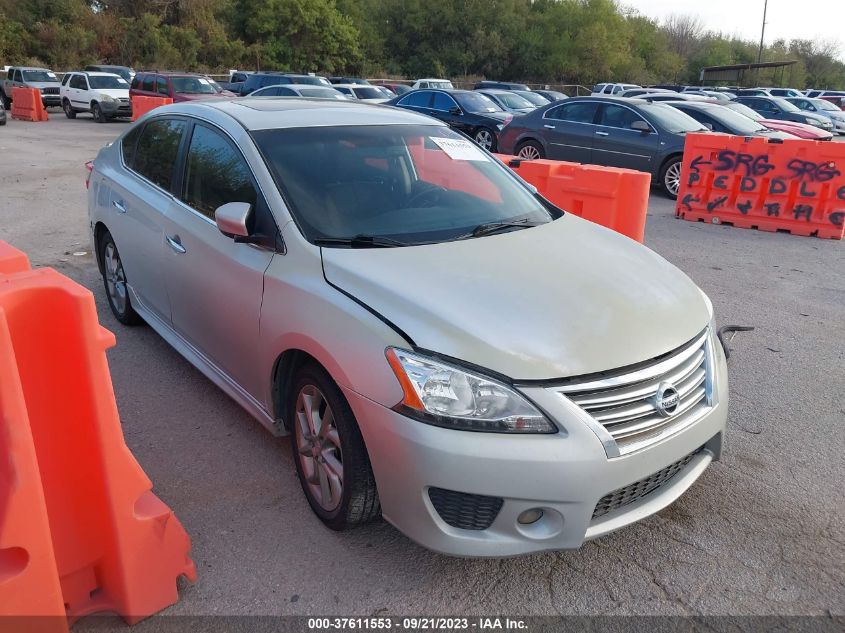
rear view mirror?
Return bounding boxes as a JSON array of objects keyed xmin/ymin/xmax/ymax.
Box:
[
  {"xmin": 630, "ymin": 120, "xmax": 651, "ymax": 133},
  {"xmin": 215, "ymin": 202, "xmax": 252, "ymax": 238}
]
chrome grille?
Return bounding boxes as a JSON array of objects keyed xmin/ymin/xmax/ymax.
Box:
[
  {"xmin": 41, "ymin": 87, "xmax": 59, "ymax": 95},
  {"xmin": 554, "ymin": 330, "xmax": 713, "ymax": 456}
]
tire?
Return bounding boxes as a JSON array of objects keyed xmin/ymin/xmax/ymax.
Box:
[
  {"xmin": 63, "ymin": 99, "xmax": 76, "ymax": 119},
  {"xmin": 92, "ymin": 102, "xmax": 107, "ymax": 123},
  {"xmin": 0, "ymin": 92, "xmax": 9, "ymax": 110},
  {"xmin": 98, "ymin": 230, "xmax": 142, "ymax": 326},
  {"xmin": 515, "ymin": 139, "xmax": 545, "ymax": 160},
  {"xmin": 473, "ymin": 127, "xmax": 496, "ymax": 152},
  {"xmin": 660, "ymin": 156, "xmax": 683, "ymax": 200},
  {"xmin": 288, "ymin": 362, "xmax": 380, "ymax": 531}
]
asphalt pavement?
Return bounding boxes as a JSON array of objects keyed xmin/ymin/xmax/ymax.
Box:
[{"xmin": 1, "ymin": 114, "xmax": 842, "ymax": 624}]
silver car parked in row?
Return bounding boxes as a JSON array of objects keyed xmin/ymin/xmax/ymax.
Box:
[{"xmin": 88, "ymin": 98, "xmax": 728, "ymax": 557}]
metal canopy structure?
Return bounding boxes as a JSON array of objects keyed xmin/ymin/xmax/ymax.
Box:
[{"xmin": 699, "ymin": 60, "xmax": 797, "ymax": 86}]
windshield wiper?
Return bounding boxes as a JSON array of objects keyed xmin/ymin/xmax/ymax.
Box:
[
  {"xmin": 314, "ymin": 234, "xmax": 409, "ymax": 248},
  {"xmin": 456, "ymin": 218, "xmax": 544, "ymax": 240}
]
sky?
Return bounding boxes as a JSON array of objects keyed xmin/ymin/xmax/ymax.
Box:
[{"xmin": 623, "ymin": 0, "xmax": 844, "ymax": 58}]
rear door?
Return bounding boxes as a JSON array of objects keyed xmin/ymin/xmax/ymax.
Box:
[
  {"xmin": 592, "ymin": 103, "xmax": 658, "ymax": 172},
  {"xmin": 160, "ymin": 121, "xmax": 276, "ymax": 399},
  {"xmin": 541, "ymin": 101, "xmax": 599, "ymax": 162},
  {"xmin": 107, "ymin": 117, "xmax": 188, "ymax": 322}
]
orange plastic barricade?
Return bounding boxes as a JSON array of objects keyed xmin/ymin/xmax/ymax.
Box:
[
  {"xmin": 10, "ymin": 87, "xmax": 49, "ymax": 122},
  {"xmin": 496, "ymin": 155, "xmax": 651, "ymax": 242},
  {"xmin": 130, "ymin": 96, "xmax": 174, "ymax": 121},
  {"xmin": 676, "ymin": 132, "xmax": 845, "ymax": 239},
  {"xmin": 0, "ymin": 241, "xmax": 196, "ymax": 630}
]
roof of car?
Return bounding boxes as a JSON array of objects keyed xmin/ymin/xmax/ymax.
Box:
[
  {"xmin": 477, "ymin": 89, "xmax": 523, "ymax": 95},
  {"xmin": 569, "ymin": 95, "xmax": 648, "ymax": 104},
  {"xmin": 137, "ymin": 71, "xmax": 205, "ymax": 77},
  {"xmin": 663, "ymin": 100, "xmax": 720, "ymax": 109},
  {"xmin": 332, "ymin": 83, "xmax": 373, "ymax": 88},
  {"xmin": 14, "ymin": 66, "xmax": 51, "ymax": 71},
  {"xmin": 77, "ymin": 71, "xmax": 123, "ymax": 77},
  {"xmin": 169, "ymin": 98, "xmax": 447, "ymax": 131}
]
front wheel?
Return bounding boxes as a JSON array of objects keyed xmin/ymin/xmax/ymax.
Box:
[
  {"xmin": 289, "ymin": 363, "xmax": 380, "ymax": 531},
  {"xmin": 98, "ymin": 231, "xmax": 142, "ymax": 325},
  {"xmin": 0, "ymin": 92, "xmax": 9, "ymax": 110},
  {"xmin": 473, "ymin": 127, "xmax": 496, "ymax": 152},
  {"xmin": 515, "ymin": 140, "xmax": 545, "ymax": 160},
  {"xmin": 63, "ymin": 100, "xmax": 77, "ymax": 119},
  {"xmin": 660, "ymin": 156, "xmax": 683, "ymax": 200},
  {"xmin": 92, "ymin": 102, "xmax": 107, "ymax": 123}
]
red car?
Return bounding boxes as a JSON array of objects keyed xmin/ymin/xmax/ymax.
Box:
[
  {"xmin": 821, "ymin": 96, "xmax": 845, "ymax": 111},
  {"xmin": 129, "ymin": 72, "xmax": 235, "ymax": 103},
  {"xmin": 723, "ymin": 102, "xmax": 833, "ymax": 140}
]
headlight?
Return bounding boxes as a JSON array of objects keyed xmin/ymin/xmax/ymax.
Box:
[
  {"xmin": 805, "ymin": 117, "xmax": 822, "ymax": 127},
  {"xmin": 385, "ymin": 348, "xmax": 556, "ymax": 433},
  {"xmin": 100, "ymin": 94, "xmax": 116, "ymax": 102}
]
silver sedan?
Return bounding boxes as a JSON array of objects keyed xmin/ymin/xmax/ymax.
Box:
[{"xmin": 88, "ymin": 98, "xmax": 728, "ymax": 556}]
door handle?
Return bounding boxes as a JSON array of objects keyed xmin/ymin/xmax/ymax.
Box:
[
  {"xmin": 595, "ymin": 131, "xmax": 609, "ymax": 136},
  {"xmin": 112, "ymin": 200, "xmax": 127, "ymax": 213},
  {"xmin": 165, "ymin": 235, "xmax": 186, "ymax": 254},
  {"xmin": 543, "ymin": 124, "xmax": 556, "ymax": 129}
]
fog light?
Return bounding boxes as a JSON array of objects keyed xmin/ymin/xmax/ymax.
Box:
[{"xmin": 517, "ymin": 508, "xmax": 544, "ymax": 525}]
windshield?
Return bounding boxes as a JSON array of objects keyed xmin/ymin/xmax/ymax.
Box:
[
  {"xmin": 352, "ymin": 87, "xmax": 384, "ymax": 99},
  {"xmin": 772, "ymin": 97, "xmax": 800, "ymax": 112},
  {"xmin": 171, "ymin": 76, "xmax": 215, "ymax": 94},
  {"xmin": 516, "ymin": 91, "xmax": 550, "ymax": 106},
  {"xmin": 455, "ymin": 92, "xmax": 503, "ymax": 113},
  {"xmin": 252, "ymin": 125, "xmax": 552, "ymax": 245},
  {"xmin": 428, "ymin": 81, "xmax": 454, "ymax": 89},
  {"xmin": 300, "ymin": 87, "xmax": 346, "ymax": 99},
  {"xmin": 293, "ymin": 76, "xmax": 331, "ymax": 86},
  {"xmin": 706, "ymin": 106, "xmax": 767, "ymax": 134},
  {"xmin": 813, "ymin": 99, "xmax": 839, "ymax": 111},
  {"xmin": 639, "ymin": 103, "xmax": 708, "ymax": 133},
  {"xmin": 495, "ymin": 93, "xmax": 534, "ymax": 109},
  {"xmin": 725, "ymin": 102, "xmax": 763, "ymax": 121},
  {"xmin": 100, "ymin": 67, "xmax": 132, "ymax": 81},
  {"xmin": 22, "ymin": 70, "xmax": 58, "ymax": 83},
  {"xmin": 89, "ymin": 75, "xmax": 128, "ymax": 90}
]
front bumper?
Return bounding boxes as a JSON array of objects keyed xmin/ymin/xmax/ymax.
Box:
[
  {"xmin": 346, "ymin": 340, "xmax": 729, "ymax": 557},
  {"xmin": 41, "ymin": 94, "xmax": 61, "ymax": 107},
  {"xmin": 99, "ymin": 99, "xmax": 132, "ymax": 117}
]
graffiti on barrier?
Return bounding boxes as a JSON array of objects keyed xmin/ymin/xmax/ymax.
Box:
[{"xmin": 684, "ymin": 150, "xmax": 845, "ymax": 225}]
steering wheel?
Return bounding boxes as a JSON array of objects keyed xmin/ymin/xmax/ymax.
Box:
[{"xmin": 405, "ymin": 184, "xmax": 448, "ymax": 208}]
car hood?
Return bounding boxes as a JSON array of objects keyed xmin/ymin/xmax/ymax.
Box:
[
  {"xmin": 321, "ymin": 215, "xmax": 711, "ymax": 380},
  {"xmin": 27, "ymin": 82, "xmax": 60, "ymax": 90},
  {"xmin": 760, "ymin": 119, "xmax": 831, "ymax": 138},
  {"xmin": 94, "ymin": 89, "xmax": 129, "ymax": 98}
]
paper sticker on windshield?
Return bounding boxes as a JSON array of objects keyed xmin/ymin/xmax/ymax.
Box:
[
  {"xmin": 430, "ymin": 137, "xmax": 489, "ymax": 161},
  {"xmin": 47, "ymin": 72, "xmax": 57, "ymax": 78}
]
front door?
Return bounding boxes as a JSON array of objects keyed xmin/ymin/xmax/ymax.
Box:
[
  {"xmin": 160, "ymin": 121, "xmax": 275, "ymax": 399},
  {"xmin": 591, "ymin": 103, "xmax": 658, "ymax": 172}
]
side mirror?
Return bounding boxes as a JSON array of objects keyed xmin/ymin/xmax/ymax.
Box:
[
  {"xmin": 215, "ymin": 202, "xmax": 252, "ymax": 238},
  {"xmin": 630, "ymin": 120, "xmax": 651, "ymax": 133},
  {"xmin": 449, "ymin": 106, "xmax": 462, "ymax": 115},
  {"xmin": 703, "ymin": 122, "xmax": 714, "ymax": 131}
]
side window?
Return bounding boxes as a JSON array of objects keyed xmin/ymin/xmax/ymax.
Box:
[
  {"xmin": 130, "ymin": 75, "xmax": 140, "ymax": 90},
  {"xmin": 70, "ymin": 75, "xmax": 87, "ymax": 90},
  {"xmin": 141, "ymin": 75, "xmax": 155, "ymax": 92},
  {"xmin": 133, "ymin": 119, "xmax": 186, "ymax": 191},
  {"xmin": 611, "ymin": 86, "xmax": 624, "ymax": 95},
  {"xmin": 598, "ymin": 104, "xmax": 645, "ymax": 129},
  {"xmin": 121, "ymin": 124, "xmax": 143, "ymax": 168},
  {"xmin": 548, "ymin": 102, "xmax": 598, "ymax": 124},
  {"xmin": 156, "ymin": 76, "xmax": 169, "ymax": 95},
  {"xmin": 12, "ymin": 69, "xmax": 22, "ymax": 82},
  {"xmin": 181, "ymin": 125, "xmax": 257, "ymax": 220},
  {"xmin": 61, "ymin": 74, "xmax": 71, "ymax": 86},
  {"xmin": 432, "ymin": 92, "xmax": 457, "ymax": 112},
  {"xmin": 277, "ymin": 87, "xmax": 296, "ymax": 96},
  {"xmin": 403, "ymin": 91, "xmax": 432, "ymax": 107}
]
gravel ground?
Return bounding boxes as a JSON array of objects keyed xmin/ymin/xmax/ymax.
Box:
[{"xmin": 1, "ymin": 114, "xmax": 842, "ymax": 626}]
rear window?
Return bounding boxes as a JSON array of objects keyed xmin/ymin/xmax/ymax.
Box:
[
  {"xmin": 352, "ymin": 87, "xmax": 384, "ymax": 99},
  {"xmin": 171, "ymin": 76, "xmax": 215, "ymax": 94},
  {"xmin": 132, "ymin": 119, "xmax": 186, "ymax": 191}
]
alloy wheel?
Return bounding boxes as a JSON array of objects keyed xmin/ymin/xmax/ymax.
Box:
[
  {"xmin": 474, "ymin": 129, "xmax": 493, "ymax": 150},
  {"xmin": 294, "ymin": 384, "xmax": 344, "ymax": 512},
  {"xmin": 103, "ymin": 242, "xmax": 128, "ymax": 315},
  {"xmin": 517, "ymin": 144, "xmax": 542, "ymax": 160},
  {"xmin": 664, "ymin": 161, "xmax": 682, "ymax": 197}
]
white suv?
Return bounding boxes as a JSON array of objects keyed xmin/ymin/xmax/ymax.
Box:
[
  {"xmin": 60, "ymin": 71, "xmax": 131, "ymax": 122},
  {"xmin": 591, "ymin": 82, "xmax": 642, "ymax": 96}
]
